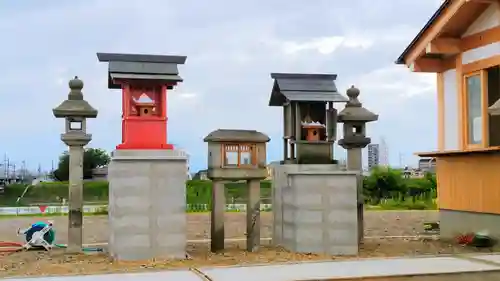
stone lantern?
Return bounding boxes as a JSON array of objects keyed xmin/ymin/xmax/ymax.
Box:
[
  {"xmin": 338, "ymin": 85, "xmax": 378, "ymax": 243},
  {"xmin": 204, "ymin": 129, "xmax": 270, "ymax": 252},
  {"xmin": 53, "ymin": 76, "xmax": 98, "ymax": 253}
]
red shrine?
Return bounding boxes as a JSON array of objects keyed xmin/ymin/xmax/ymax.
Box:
[
  {"xmin": 97, "ymin": 53, "xmax": 187, "ymax": 150},
  {"xmin": 119, "ymin": 85, "xmax": 171, "ymax": 149}
]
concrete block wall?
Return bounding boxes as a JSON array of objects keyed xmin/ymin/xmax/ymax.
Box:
[
  {"xmin": 272, "ymin": 164, "xmax": 359, "ymax": 255},
  {"xmin": 440, "ymin": 209, "xmax": 500, "ymax": 240},
  {"xmin": 108, "ymin": 149, "xmax": 188, "ymax": 260},
  {"xmin": 272, "ymin": 164, "xmax": 340, "ymax": 245}
]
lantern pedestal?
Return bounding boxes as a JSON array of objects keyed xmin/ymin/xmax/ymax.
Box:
[{"xmin": 107, "ymin": 149, "xmax": 188, "ymax": 260}]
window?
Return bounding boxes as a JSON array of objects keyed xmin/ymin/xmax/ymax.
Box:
[
  {"xmin": 465, "ymin": 73, "xmax": 482, "ymax": 145},
  {"xmin": 463, "ymin": 70, "xmax": 487, "ymax": 148},
  {"xmin": 223, "ymin": 144, "xmax": 255, "ymax": 167},
  {"xmin": 224, "ymin": 145, "xmax": 239, "ymax": 166},
  {"xmin": 239, "ymin": 145, "xmax": 252, "ymax": 165},
  {"xmin": 488, "ymin": 66, "xmax": 500, "ymax": 146}
]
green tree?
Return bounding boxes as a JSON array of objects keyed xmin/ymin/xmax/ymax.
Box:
[
  {"xmin": 52, "ymin": 148, "xmax": 111, "ymax": 181},
  {"xmin": 363, "ymin": 166, "xmax": 403, "ymax": 204}
]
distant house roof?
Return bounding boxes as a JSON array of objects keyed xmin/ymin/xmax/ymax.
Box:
[
  {"xmin": 204, "ymin": 129, "xmax": 270, "ymax": 143},
  {"xmin": 268, "ymin": 73, "xmax": 347, "ymax": 106},
  {"xmin": 0, "ymin": 168, "xmax": 16, "ymax": 180}
]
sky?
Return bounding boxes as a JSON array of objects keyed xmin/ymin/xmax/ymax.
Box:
[{"xmin": 0, "ymin": 0, "xmax": 443, "ymax": 173}]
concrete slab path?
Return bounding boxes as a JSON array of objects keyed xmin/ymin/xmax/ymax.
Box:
[
  {"xmin": 471, "ymin": 254, "xmax": 500, "ymax": 264},
  {"xmin": 201, "ymin": 256, "xmax": 500, "ymax": 281},
  {"xmin": 5, "ymin": 254, "xmax": 500, "ymax": 281}
]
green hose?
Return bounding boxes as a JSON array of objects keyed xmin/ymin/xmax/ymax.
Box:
[
  {"xmin": 54, "ymin": 244, "xmax": 104, "ymax": 252},
  {"xmin": 23, "ymin": 221, "xmax": 104, "ymax": 252}
]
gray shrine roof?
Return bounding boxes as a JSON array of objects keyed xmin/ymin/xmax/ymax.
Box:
[
  {"xmin": 268, "ymin": 73, "xmax": 348, "ymax": 106},
  {"xmin": 204, "ymin": 129, "xmax": 270, "ymax": 143},
  {"xmin": 96, "ymin": 52, "xmax": 187, "ymax": 89}
]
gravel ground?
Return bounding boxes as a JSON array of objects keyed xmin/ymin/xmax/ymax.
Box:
[
  {"xmin": 3, "ymin": 210, "xmax": 498, "ymax": 278},
  {"xmin": 0, "ymin": 210, "xmax": 438, "ymax": 244}
]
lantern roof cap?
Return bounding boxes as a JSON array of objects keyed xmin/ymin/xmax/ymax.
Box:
[
  {"xmin": 53, "ymin": 76, "xmax": 98, "ymax": 118},
  {"xmin": 337, "ymin": 86, "xmax": 378, "ymax": 123}
]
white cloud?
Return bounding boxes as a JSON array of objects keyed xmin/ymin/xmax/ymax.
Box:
[
  {"xmin": 282, "ymin": 36, "xmax": 373, "ymax": 55},
  {"xmin": 333, "ymin": 64, "xmax": 436, "ymax": 125},
  {"xmin": 177, "ymin": 92, "xmax": 198, "ymax": 99},
  {"xmin": 281, "ymin": 24, "xmax": 418, "ymax": 56},
  {"xmin": 355, "ymin": 65, "xmax": 436, "ymax": 98},
  {"xmin": 0, "ymin": 0, "xmax": 444, "ymax": 170},
  {"xmin": 349, "ymin": 25, "xmax": 419, "ymax": 45}
]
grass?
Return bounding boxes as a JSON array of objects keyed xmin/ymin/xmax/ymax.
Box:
[{"xmin": 366, "ymin": 199, "xmax": 437, "ymax": 211}]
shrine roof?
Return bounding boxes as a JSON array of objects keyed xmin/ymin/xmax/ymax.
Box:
[
  {"xmin": 268, "ymin": 73, "xmax": 347, "ymax": 106},
  {"xmin": 96, "ymin": 52, "xmax": 186, "ymax": 89},
  {"xmin": 204, "ymin": 129, "xmax": 270, "ymax": 143},
  {"xmin": 97, "ymin": 53, "xmax": 186, "ymax": 64}
]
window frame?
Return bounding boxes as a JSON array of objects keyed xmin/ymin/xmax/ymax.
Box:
[
  {"xmin": 462, "ymin": 70, "xmax": 489, "ymax": 149},
  {"xmin": 222, "ymin": 143, "xmax": 257, "ymax": 168}
]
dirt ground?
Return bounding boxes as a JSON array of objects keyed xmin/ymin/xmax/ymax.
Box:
[
  {"xmin": 1, "ymin": 239, "xmax": 498, "ymax": 278},
  {"xmin": 0, "ymin": 210, "xmax": 438, "ymax": 244},
  {"xmin": 2, "ymin": 210, "xmax": 499, "ymax": 278}
]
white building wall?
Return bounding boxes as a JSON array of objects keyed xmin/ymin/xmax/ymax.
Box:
[
  {"xmin": 462, "ymin": 3, "xmax": 500, "ymax": 65},
  {"xmin": 462, "ymin": 43, "xmax": 500, "ymax": 65},
  {"xmin": 443, "ymin": 69, "xmax": 459, "ymax": 150},
  {"xmin": 462, "ymin": 3, "xmax": 500, "ymax": 37},
  {"xmin": 440, "ymin": 3, "xmax": 500, "ymax": 151}
]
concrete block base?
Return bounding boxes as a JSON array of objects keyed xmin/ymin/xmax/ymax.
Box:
[
  {"xmin": 440, "ymin": 209, "xmax": 500, "ymax": 239},
  {"xmin": 272, "ymin": 164, "xmax": 359, "ymax": 255},
  {"xmin": 108, "ymin": 149, "xmax": 188, "ymax": 261}
]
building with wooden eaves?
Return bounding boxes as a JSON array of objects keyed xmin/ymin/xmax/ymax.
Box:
[{"xmin": 397, "ymin": 0, "xmax": 500, "ymax": 238}]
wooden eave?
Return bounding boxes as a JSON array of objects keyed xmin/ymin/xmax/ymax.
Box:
[
  {"xmin": 396, "ymin": 0, "xmax": 494, "ymax": 73},
  {"xmin": 416, "ymin": 146, "xmax": 500, "ymax": 157}
]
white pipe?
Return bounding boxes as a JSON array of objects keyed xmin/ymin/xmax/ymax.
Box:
[{"xmin": 81, "ymin": 235, "xmax": 438, "ymax": 247}]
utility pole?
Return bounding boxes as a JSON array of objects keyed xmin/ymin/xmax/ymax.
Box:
[
  {"xmin": 21, "ymin": 161, "xmax": 26, "ymax": 182},
  {"xmin": 6, "ymin": 158, "xmax": 10, "ymax": 183},
  {"xmin": 3, "ymin": 154, "xmax": 7, "ymax": 180},
  {"xmin": 12, "ymin": 164, "xmax": 16, "ymax": 182}
]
